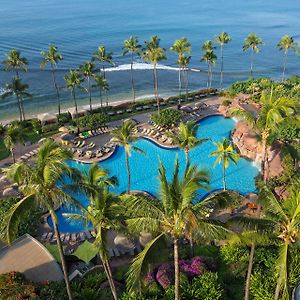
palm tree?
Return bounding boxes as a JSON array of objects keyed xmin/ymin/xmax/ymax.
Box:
[
  {"xmin": 215, "ymin": 32, "xmax": 232, "ymax": 89},
  {"xmin": 258, "ymin": 187, "xmax": 300, "ymax": 300},
  {"xmin": 92, "ymin": 74, "xmax": 109, "ymax": 109},
  {"xmin": 170, "ymin": 121, "xmax": 208, "ymax": 168},
  {"xmin": 242, "ymin": 33, "xmax": 264, "ymax": 78},
  {"xmin": 40, "ymin": 44, "xmax": 63, "ymax": 115},
  {"xmin": 230, "ymin": 91, "xmax": 296, "ymax": 182},
  {"xmin": 64, "ymin": 70, "xmax": 83, "ymax": 118},
  {"xmin": 92, "ymin": 46, "xmax": 114, "ymax": 106},
  {"xmin": 63, "ymin": 163, "xmax": 120, "ymax": 300},
  {"xmin": 180, "ymin": 55, "xmax": 191, "ymax": 100},
  {"xmin": 1, "ymin": 77, "xmax": 31, "ymax": 121},
  {"xmin": 277, "ymin": 35, "xmax": 298, "ymax": 81},
  {"xmin": 170, "ymin": 38, "xmax": 191, "ymax": 104},
  {"xmin": 0, "ymin": 140, "xmax": 78, "ymax": 300},
  {"xmin": 142, "ymin": 36, "xmax": 167, "ymax": 114},
  {"xmin": 125, "ymin": 159, "xmax": 232, "ymax": 299},
  {"xmin": 79, "ymin": 62, "xmax": 96, "ymax": 111},
  {"xmin": 201, "ymin": 48, "xmax": 217, "ymax": 89},
  {"xmin": 111, "ymin": 120, "xmax": 144, "ymax": 193},
  {"xmin": 123, "ymin": 36, "xmax": 142, "ymax": 103},
  {"xmin": 3, "ymin": 49, "xmax": 28, "ymax": 78},
  {"xmin": 3, "ymin": 123, "xmax": 26, "ymax": 163},
  {"xmin": 209, "ymin": 138, "xmax": 240, "ymax": 191}
]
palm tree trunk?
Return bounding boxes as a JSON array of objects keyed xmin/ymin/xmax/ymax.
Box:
[
  {"xmin": 10, "ymin": 148, "xmax": 15, "ymax": 163},
  {"xmin": 101, "ymin": 257, "xmax": 118, "ymax": 300},
  {"xmin": 178, "ymin": 64, "xmax": 182, "ymax": 105},
  {"xmin": 222, "ymin": 162, "xmax": 226, "ymax": 191},
  {"xmin": 274, "ymin": 242, "xmax": 289, "ymax": 300},
  {"xmin": 88, "ymin": 77, "xmax": 92, "ymax": 111},
  {"xmin": 16, "ymin": 95, "xmax": 23, "ymax": 122},
  {"xmin": 209, "ymin": 63, "xmax": 213, "ymax": 88},
  {"xmin": 184, "ymin": 66, "xmax": 189, "ymax": 100},
  {"xmin": 185, "ymin": 149, "xmax": 189, "ymax": 170},
  {"xmin": 206, "ymin": 63, "xmax": 210, "ymax": 89},
  {"xmin": 220, "ymin": 45, "xmax": 224, "ymax": 89},
  {"xmin": 73, "ymin": 91, "xmax": 78, "ymax": 118},
  {"xmin": 51, "ymin": 64, "xmax": 61, "ymax": 115},
  {"xmin": 250, "ymin": 47, "xmax": 254, "ymax": 78},
  {"xmin": 50, "ymin": 212, "xmax": 73, "ymax": 300},
  {"xmin": 103, "ymin": 66, "xmax": 109, "ymax": 107},
  {"xmin": 20, "ymin": 95, "xmax": 26, "ymax": 121},
  {"xmin": 153, "ymin": 64, "xmax": 160, "ymax": 114},
  {"xmin": 281, "ymin": 50, "xmax": 288, "ymax": 82},
  {"xmin": 131, "ymin": 53, "xmax": 136, "ymax": 103},
  {"xmin": 244, "ymin": 242, "xmax": 255, "ymax": 300},
  {"xmin": 174, "ymin": 238, "xmax": 180, "ymax": 300},
  {"xmin": 189, "ymin": 238, "xmax": 194, "ymax": 258},
  {"xmin": 99, "ymin": 88, "xmax": 103, "ymax": 108},
  {"xmin": 125, "ymin": 152, "xmax": 131, "ymax": 194},
  {"xmin": 261, "ymin": 130, "xmax": 269, "ymax": 183}
]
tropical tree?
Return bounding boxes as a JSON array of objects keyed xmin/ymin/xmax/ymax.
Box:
[
  {"xmin": 180, "ymin": 55, "xmax": 191, "ymax": 100},
  {"xmin": 202, "ymin": 40, "xmax": 216, "ymax": 52},
  {"xmin": 123, "ymin": 36, "xmax": 142, "ymax": 103},
  {"xmin": 201, "ymin": 46, "xmax": 217, "ymax": 89},
  {"xmin": 3, "ymin": 123, "xmax": 26, "ymax": 163},
  {"xmin": 92, "ymin": 74, "xmax": 109, "ymax": 109},
  {"xmin": 40, "ymin": 44, "xmax": 63, "ymax": 115},
  {"xmin": 79, "ymin": 61, "xmax": 96, "ymax": 111},
  {"xmin": 142, "ymin": 36, "xmax": 167, "ymax": 114},
  {"xmin": 92, "ymin": 46, "xmax": 114, "ymax": 105},
  {"xmin": 3, "ymin": 49, "xmax": 28, "ymax": 78},
  {"xmin": 170, "ymin": 38, "xmax": 191, "ymax": 104},
  {"xmin": 277, "ymin": 35, "xmax": 298, "ymax": 81},
  {"xmin": 0, "ymin": 140, "xmax": 78, "ymax": 300},
  {"xmin": 1, "ymin": 77, "xmax": 31, "ymax": 121},
  {"xmin": 215, "ymin": 32, "xmax": 232, "ymax": 89},
  {"xmin": 230, "ymin": 91, "xmax": 296, "ymax": 182},
  {"xmin": 209, "ymin": 138, "xmax": 240, "ymax": 191},
  {"xmin": 64, "ymin": 70, "xmax": 83, "ymax": 118},
  {"xmin": 242, "ymin": 33, "xmax": 264, "ymax": 78},
  {"xmin": 170, "ymin": 121, "xmax": 208, "ymax": 168},
  {"xmin": 125, "ymin": 159, "xmax": 232, "ymax": 300},
  {"xmin": 111, "ymin": 120, "xmax": 144, "ymax": 193},
  {"xmin": 63, "ymin": 163, "xmax": 120, "ymax": 300}
]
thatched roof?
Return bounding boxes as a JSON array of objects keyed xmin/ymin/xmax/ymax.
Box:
[
  {"xmin": 37, "ymin": 112, "xmax": 57, "ymax": 124},
  {"xmin": 68, "ymin": 107, "xmax": 87, "ymax": 118}
]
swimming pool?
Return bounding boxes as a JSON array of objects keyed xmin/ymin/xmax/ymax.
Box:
[{"xmin": 48, "ymin": 115, "xmax": 259, "ymax": 233}]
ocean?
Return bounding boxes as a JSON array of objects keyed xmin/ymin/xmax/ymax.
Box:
[{"xmin": 0, "ymin": 0, "xmax": 299, "ymax": 121}]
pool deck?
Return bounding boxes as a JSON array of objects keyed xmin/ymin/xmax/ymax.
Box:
[{"xmin": 69, "ymin": 96, "xmax": 222, "ymax": 164}]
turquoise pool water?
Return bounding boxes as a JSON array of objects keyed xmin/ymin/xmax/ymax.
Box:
[{"xmin": 48, "ymin": 115, "xmax": 259, "ymax": 232}]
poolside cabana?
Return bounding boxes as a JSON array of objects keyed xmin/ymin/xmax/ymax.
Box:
[
  {"xmin": 37, "ymin": 112, "xmax": 57, "ymax": 125},
  {"xmin": 68, "ymin": 107, "xmax": 87, "ymax": 119},
  {"xmin": 0, "ymin": 234, "xmax": 63, "ymax": 282}
]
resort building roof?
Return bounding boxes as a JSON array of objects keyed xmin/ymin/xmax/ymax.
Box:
[
  {"xmin": 0, "ymin": 234, "xmax": 63, "ymax": 282},
  {"xmin": 37, "ymin": 112, "xmax": 57, "ymax": 125}
]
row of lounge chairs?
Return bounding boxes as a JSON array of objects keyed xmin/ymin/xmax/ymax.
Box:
[
  {"xmin": 41, "ymin": 230, "xmax": 95, "ymax": 244},
  {"xmin": 18, "ymin": 148, "xmax": 39, "ymax": 162},
  {"xmin": 139, "ymin": 127, "xmax": 174, "ymax": 145},
  {"xmin": 78, "ymin": 126, "xmax": 112, "ymax": 139}
]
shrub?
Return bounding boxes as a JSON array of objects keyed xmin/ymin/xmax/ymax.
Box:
[
  {"xmin": 151, "ymin": 108, "xmax": 181, "ymax": 127},
  {"xmin": 276, "ymin": 121, "xmax": 300, "ymax": 141},
  {"xmin": 222, "ymin": 99, "xmax": 232, "ymax": 107},
  {"xmin": 76, "ymin": 112, "xmax": 109, "ymax": 130},
  {"xmin": 156, "ymin": 263, "xmax": 174, "ymax": 289},
  {"xmin": 0, "ymin": 197, "xmax": 41, "ymax": 238},
  {"xmin": 38, "ymin": 281, "xmax": 66, "ymax": 300},
  {"xmin": 0, "ymin": 124, "xmax": 5, "ymax": 136},
  {"xmin": 58, "ymin": 112, "xmax": 72, "ymax": 125},
  {"xmin": 42, "ymin": 123, "xmax": 59, "ymax": 133},
  {"xmin": 0, "ymin": 272, "xmax": 38, "ymax": 299},
  {"xmin": 31, "ymin": 119, "xmax": 42, "ymax": 134}
]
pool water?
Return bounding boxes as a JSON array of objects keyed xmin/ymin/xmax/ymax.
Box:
[{"xmin": 48, "ymin": 115, "xmax": 259, "ymax": 232}]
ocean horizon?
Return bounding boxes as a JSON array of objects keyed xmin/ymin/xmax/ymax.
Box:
[{"xmin": 0, "ymin": 0, "xmax": 299, "ymax": 121}]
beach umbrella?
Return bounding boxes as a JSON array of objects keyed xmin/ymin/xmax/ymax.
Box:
[
  {"xmin": 59, "ymin": 126, "xmax": 69, "ymax": 133},
  {"xmin": 38, "ymin": 137, "xmax": 47, "ymax": 144},
  {"xmin": 139, "ymin": 232, "xmax": 152, "ymax": 247},
  {"xmin": 114, "ymin": 235, "xmax": 135, "ymax": 251},
  {"xmin": 61, "ymin": 132, "xmax": 76, "ymax": 141},
  {"xmin": 2, "ymin": 187, "xmax": 19, "ymax": 197},
  {"xmin": 73, "ymin": 240, "xmax": 98, "ymax": 263}
]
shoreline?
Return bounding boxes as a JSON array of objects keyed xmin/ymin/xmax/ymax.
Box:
[{"xmin": 0, "ymin": 91, "xmax": 179, "ymax": 126}]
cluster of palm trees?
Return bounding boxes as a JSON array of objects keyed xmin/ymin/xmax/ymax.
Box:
[{"xmin": 1, "ymin": 33, "xmax": 298, "ymax": 121}]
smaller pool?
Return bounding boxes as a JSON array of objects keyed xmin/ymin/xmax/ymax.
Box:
[{"xmin": 48, "ymin": 115, "xmax": 259, "ymax": 232}]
